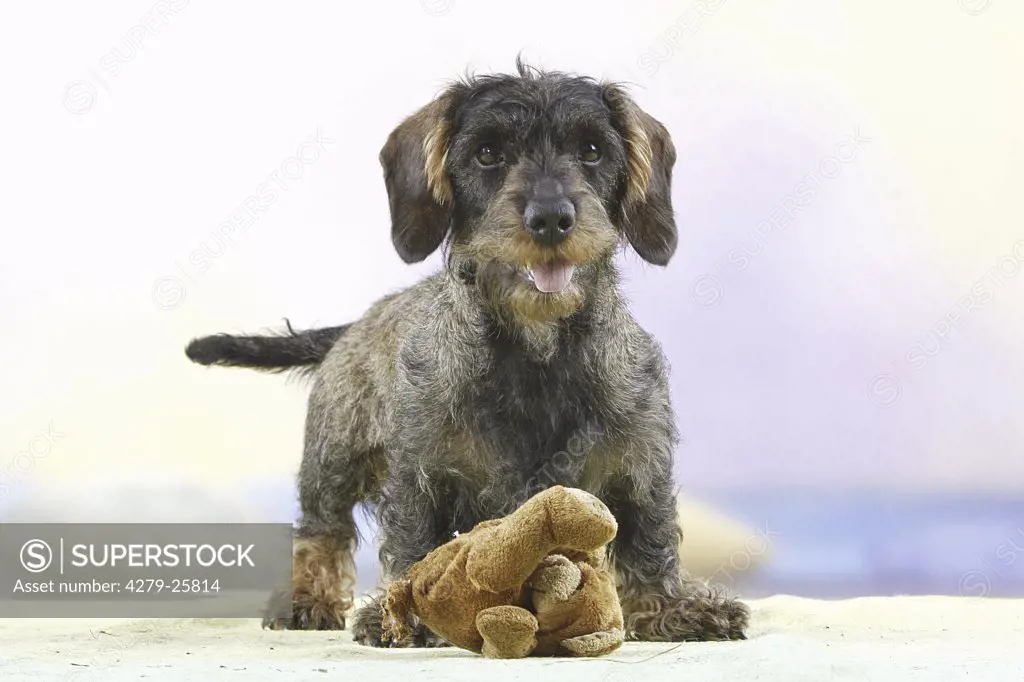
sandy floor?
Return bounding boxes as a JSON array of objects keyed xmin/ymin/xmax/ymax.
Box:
[{"xmin": 2, "ymin": 596, "xmax": 1021, "ymax": 681}]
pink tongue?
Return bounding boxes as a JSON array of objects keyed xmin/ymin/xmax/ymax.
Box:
[{"xmin": 532, "ymin": 263, "xmax": 576, "ymax": 293}]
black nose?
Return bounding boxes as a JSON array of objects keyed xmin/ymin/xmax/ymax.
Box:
[{"xmin": 524, "ymin": 198, "xmax": 576, "ymax": 245}]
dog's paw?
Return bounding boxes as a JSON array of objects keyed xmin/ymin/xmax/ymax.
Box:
[
  {"xmin": 415, "ymin": 628, "xmax": 451, "ymax": 648},
  {"xmin": 260, "ymin": 587, "xmax": 347, "ymax": 631},
  {"xmin": 351, "ymin": 597, "xmax": 390, "ymax": 647},
  {"xmin": 623, "ymin": 590, "xmax": 749, "ymax": 642},
  {"xmin": 720, "ymin": 596, "xmax": 750, "ymax": 640},
  {"xmin": 350, "ymin": 597, "xmax": 448, "ymax": 648}
]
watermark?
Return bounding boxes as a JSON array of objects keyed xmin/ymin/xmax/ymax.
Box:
[
  {"xmin": 638, "ymin": 0, "xmax": 728, "ymax": 77},
  {"xmin": 959, "ymin": 0, "xmax": 993, "ymax": 15},
  {"xmin": 690, "ymin": 128, "xmax": 871, "ymax": 309},
  {"xmin": 867, "ymin": 374, "xmax": 902, "ymax": 409},
  {"xmin": 0, "ymin": 422, "xmax": 67, "ymax": 502},
  {"xmin": 62, "ymin": 0, "xmax": 190, "ymax": 115},
  {"xmin": 689, "ymin": 274, "xmax": 724, "ymax": 310},
  {"xmin": 612, "ymin": 516, "xmax": 778, "ymax": 592},
  {"xmin": 868, "ymin": 240, "xmax": 1024, "ymax": 408},
  {"xmin": 523, "ymin": 427, "xmax": 687, "ymax": 497},
  {"xmin": 0, "ymin": 524, "xmax": 292, "ymax": 617},
  {"xmin": 20, "ymin": 540, "xmax": 257, "ymax": 571},
  {"xmin": 705, "ymin": 521, "xmax": 780, "ymax": 586},
  {"xmin": 524, "ymin": 425, "xmax": 606, "ymax": 497},
  {"xmin": 957, "ymin": 527, "xmax": 1024, "ymax": 597},
  {"xmin": 151, "ymin": 128, "xmax": 335, "ymax": 310},
  {"xmin": 421, "ymin": 0, "xmax": 455, "ymax": 16}
]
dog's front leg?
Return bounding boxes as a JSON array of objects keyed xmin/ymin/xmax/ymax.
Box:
[
  {"xmin": 351, "ymin": 465, "xmax": 455, "ymax": 648},
  {"xmin": 608, "ymin": 474, "xmax": 750, "ymax": 642},
  {"xmin": 262, "ymin": 409, "xmax": 369, "ymax": 631}
]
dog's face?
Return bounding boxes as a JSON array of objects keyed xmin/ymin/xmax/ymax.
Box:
[{"xmin": 380, "ymin": 64, "xmax": 677, "ymax": 324}]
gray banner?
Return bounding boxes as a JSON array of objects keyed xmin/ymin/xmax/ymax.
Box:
[{"xmin": 0, "ymin": 524, "xmax": 293, "ymax": 618}]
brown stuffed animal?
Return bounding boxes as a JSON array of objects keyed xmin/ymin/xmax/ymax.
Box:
[{"xmin": 381, "ymin": 486, "xmax": 625, "ymax": 658}]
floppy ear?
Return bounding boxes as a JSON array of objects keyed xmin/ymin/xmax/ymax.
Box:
[
  {"xmin": 379, "ymin": 90, "xmax": 459, "ymax": 263},
  {"xmin": 603, "ymin": 85, "xmax": 678, "ymax": 266}
]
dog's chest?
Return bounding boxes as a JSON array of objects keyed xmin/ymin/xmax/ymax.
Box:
[{"xmin": 464, "ymin": 336, "xmax": 611, "ymax": 481}]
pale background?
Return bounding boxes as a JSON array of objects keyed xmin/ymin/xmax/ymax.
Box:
[{"xmin": 1, "ymin": 0, "xmax": 1022, "ymax": 597}]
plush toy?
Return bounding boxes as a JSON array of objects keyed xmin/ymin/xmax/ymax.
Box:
[{"xmin": 381, "ymin": 486, "xmax": 625, "ymax": 658}]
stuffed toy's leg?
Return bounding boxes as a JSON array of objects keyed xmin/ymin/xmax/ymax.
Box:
[
  {"xmin": 561, "ymin": 629, "xmax": 625, "ymax": 657},
  {"xmin": 475, "ymin": 605, "xmax": 539, "ymax": 659},
  {"xmin": 529, "ymin": 559, "xmax": 625, "ymax": 657}
]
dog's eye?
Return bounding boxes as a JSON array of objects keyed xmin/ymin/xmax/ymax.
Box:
[
  {"xmin": 475, "ymin": 145, "xmax": 504, "ymax": 168},
  {"xmin": 579, "ymin": 141, "xmax": 602, "ymax": 165}
]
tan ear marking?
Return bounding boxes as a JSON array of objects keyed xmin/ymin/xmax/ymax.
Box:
[
  {"xmin": 622, "ymin": 109, "xmax": 653, "ymax": 205},
  {"xmin": 603, "ymin": 83, "xmax": 654, "ymax": 205},
  {"xmin": 423, "ymin": 118, "xmax": 453, "ymax": 206}
]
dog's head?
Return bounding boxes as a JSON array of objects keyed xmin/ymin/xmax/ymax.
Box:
[{"xmin": 380, "ymin": 62, "xmax": 677, "ymax": 324}]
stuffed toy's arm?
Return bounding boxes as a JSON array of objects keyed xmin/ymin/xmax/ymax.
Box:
[{"xmin": 381, "ymin": 580, "xmax": 414, "ymax": 643}]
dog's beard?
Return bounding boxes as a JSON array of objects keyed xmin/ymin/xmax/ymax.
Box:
[{"xmin": 475, "ymin": 260, "xmax": 588, "ymax": 326}]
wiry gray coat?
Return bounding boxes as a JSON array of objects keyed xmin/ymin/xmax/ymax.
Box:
[{"xmin": 186, "ymin": 61, "xmax": 749, "ymax": 644}]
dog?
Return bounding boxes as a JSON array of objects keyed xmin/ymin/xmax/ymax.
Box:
[{"xmin": 185, "ymin": 61, "xmax": 749, "ymax": 644}]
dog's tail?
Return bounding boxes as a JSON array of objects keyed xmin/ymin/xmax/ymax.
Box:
[{"xmin": 184, "ymin": 320, "xmax": 351, "ymax": 374}]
